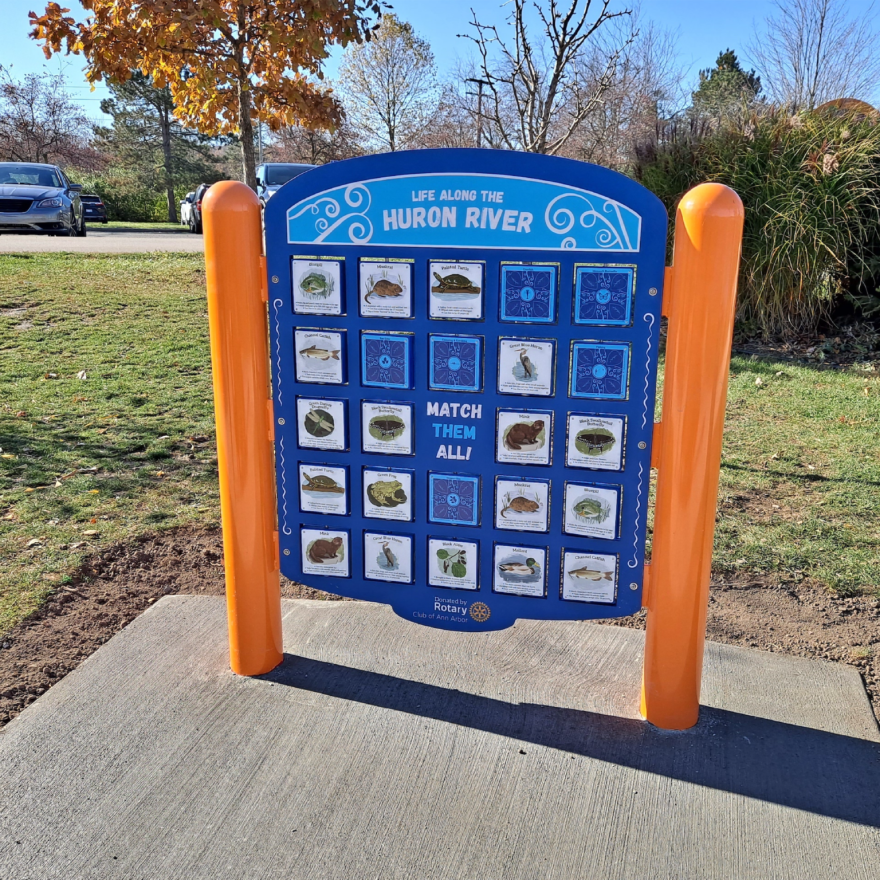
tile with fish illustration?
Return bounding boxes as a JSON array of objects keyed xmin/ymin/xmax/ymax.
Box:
[
  {"xmin": 294, "ymin": 329, "xmax": 346, "ymax": 385},
  {"xmin": 428, "ymin": 260, "xmax": 484, "ymax": 320},
  {"xmin": 562, "ymin": 482, "xmax": 620, "ymax": 540},
  {"xmin": 429, "ymin": 334, "xmax": 483, "ymax": 393},
  {"xmin": 427, "ymin": 537, "xmax": 479, "ymax": 591},
  {"xmin": 300, "ymin": 527, "xmax": 350, "ymax": 578},
  {"xmin": 569, "ymin": 341, "xmax": 630, "ymax": 400},
  {"xmin": 361, "ymin": 401, "xmax": 414, "ymax": 456},
  {"xmin": 359, "ymin": 259, "xmax": 413, "ymax": 318},
  {"xmin": 572, "ymin": 264, "xmax": 635, "ymax": 327},
  {"xmin": 497, "ymin": 338, "xmax": 555, "ymax": 397},
  {"xmin": 494, "ymin": 477, "xmax": 550, "ymax": 533},
  {"xmin": 565, "ymin": 413, "xmax": 625, "ymax": 471},
  {"xmin": 295, "ymin": 397, "xmax": 347, "ymax": 452},
  {"xmin": 360, "ymin": 331, "xmax": 413, "ymax": 389},
  {"xmin": 362, "ymin": 466, "xmax": 413, "ymax": 522},
  {"xmin": 495, "ymin": 409, "xmax": 553, "ymax": 466},
  {"xmin": 499, "ymin": 263, "xmax": 558, "ymax": 323},
  {"xmin": 428, "ymin": 473, "xmax": 480, "ymax": 527},
  {"xmin": 492, "ymin": 543, "xmax": 547, "ymax": 598},
  {"xmin": 363, "ymin": 531, "xmax": 414, "ymax": 584},
  {"xmin": 560, "ymin": 550, "xmax": 618, "ymax": 604},
  {"xmin": 291, "ymin": 257, "xmax": 344, "ymax": 315},
  {"xmin": 298, "ymin": 462, "xmax": 348, "ymax": 516}
]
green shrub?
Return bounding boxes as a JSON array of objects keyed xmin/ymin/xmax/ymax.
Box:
[{"xmin": 635, "ymin": 110, "xmax": 880, "ymax": 336}]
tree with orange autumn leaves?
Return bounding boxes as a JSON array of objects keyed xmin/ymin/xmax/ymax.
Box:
[{"xmin": 29, "ymin": 0, "xmax": 382, "ymax": 187}]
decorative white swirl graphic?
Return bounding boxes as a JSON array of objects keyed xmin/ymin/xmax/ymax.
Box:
[
  {"xmin": 641, "ymin": 313, "xmax": 655, "ymax": 429},
  {"xmin": 272, "ymin": 299, "xmax": 284, "ymax": 406},
  {"xmin": 628, "ymin": 462, "xmax": 645, "ymax": 569},
  {"xmin": 278, "ymin": 435, "xmax": 292, "ymax": 536},
  {"xmin": 288, "ymin": 183, "xmax": 373, "ymax": 244},
  {"xmin": 544, "ymin": 193, "xmax": 635, "ymax": 251}
]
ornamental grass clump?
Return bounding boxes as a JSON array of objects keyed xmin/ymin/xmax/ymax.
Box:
[{"xmin": 636, "ymin": 110, "xmax": 880, "ymax": 337}]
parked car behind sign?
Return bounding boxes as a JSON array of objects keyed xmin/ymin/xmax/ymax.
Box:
[
  {"xmin": 189, "ymin": 183, "xmax": 212, "ymax": 234},
  {"xmin": 80, "ymin": 194, "xmax": 108, "ymax": 224},
  {"xmin": 255, "ymin": 163, "xmax": 315, "ymax": 207},
  {"xmin": 0, "ymin": 162, "xmax": 85, "ymax": 236},
  {"xmin": 180, "ymin": 191, "xmax": 195, "ymax": 228}
]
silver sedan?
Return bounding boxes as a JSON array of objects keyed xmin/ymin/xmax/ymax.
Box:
[{"xmin": 0, "ymin": 162, "xmax": 85, "ymax": 236}]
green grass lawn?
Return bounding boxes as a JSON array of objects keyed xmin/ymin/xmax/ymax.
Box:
[
  {"xmin": 1, "ymin": 252, "xmax": 878, "ymax": 636},
  {"xmin": 99, "ymin": 221, "xmax": 189, "ymax": 231}
]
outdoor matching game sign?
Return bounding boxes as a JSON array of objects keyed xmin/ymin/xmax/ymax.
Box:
[{"xmin": 264, "ymin": 149, "xmax": 667, "ymax": 632}]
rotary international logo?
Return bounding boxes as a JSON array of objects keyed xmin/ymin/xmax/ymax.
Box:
[{"xmin": 469, "ymin": 601, "xmax": 491, "ymax": 622}]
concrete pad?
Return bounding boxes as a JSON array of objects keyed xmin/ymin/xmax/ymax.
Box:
[{"xmin": 1, "ymin": 596, "xmax": 878, "ymax": 880}]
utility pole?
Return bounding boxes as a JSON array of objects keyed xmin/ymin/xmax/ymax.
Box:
[{"xmin": 465, "ymin": 78, "xmax": 490, "ymax": 148}]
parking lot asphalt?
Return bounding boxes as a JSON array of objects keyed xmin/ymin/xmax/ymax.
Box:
[{"xmin": 0, "ymin": 225, "xmax": 204, "ymax": 253}]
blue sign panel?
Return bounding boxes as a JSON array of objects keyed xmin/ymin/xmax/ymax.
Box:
[{"xmin": 265, "ymin": 149, "xmax": 667, "ymax": 632}]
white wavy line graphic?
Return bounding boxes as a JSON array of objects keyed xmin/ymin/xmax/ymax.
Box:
[
  {"xmin": 628, "ymin": 461, "xmax": 645, "ymax": 569},
  {"xmin": 278, "ymin": 435, "xmax": 292, "ymax": 536},
  {"xmin": 641, "ymin": 312, "xmax": 655, "ymax": 429},
  {"xmin": 272, "ymin": 299, "xmax": 283, "ymax": 406}
]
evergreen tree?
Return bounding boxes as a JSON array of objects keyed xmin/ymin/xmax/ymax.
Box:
[
  {"xmin": 692, "ymin": 49, "xmax": 762, "ymax": 119},
  {"xmin": 95, "ymin": 73, "xmax": 221, "ymax": 222}
]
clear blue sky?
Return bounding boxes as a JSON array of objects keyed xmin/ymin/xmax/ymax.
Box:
[{"xmin": 3, "ymin": 0, "xmax": 878, "ymax": 123}]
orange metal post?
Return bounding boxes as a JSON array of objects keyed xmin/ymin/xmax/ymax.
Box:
[
  {"xmin": 203, "ymin": 182, "xmax": 283, "ymax": 676},
  {"xmin": 641, "ymin": 183, "xmax": 744, "ymax": 730}
]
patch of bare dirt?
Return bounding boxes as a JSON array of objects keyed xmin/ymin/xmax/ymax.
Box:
[{"xmin": 1, "ymin": 527, "xmax": 878, "ymax": 728}]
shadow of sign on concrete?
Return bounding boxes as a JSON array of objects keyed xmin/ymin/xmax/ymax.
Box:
[{"xmin": 265, "ymin": 653, "xmax": 880, "ymax": 829}]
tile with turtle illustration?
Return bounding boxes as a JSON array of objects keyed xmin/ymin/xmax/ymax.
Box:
[
  {"xmin": 494, "ymin": 477, "xmax": 550, "ymax": 533},
  {"xmin": 428, "ymin": 473, "xmax": 480, "ymax": 527},
  {"xmin": 499, "ymin": 263, "xmax": 557, "ymax": 323},
  {"xmin": 569, "ymin": 341, "xmax": 630, "ymax": 400},
  {"xmin": 573, "ymin": 265, "xmax": 635, "ymax": 327},
  {"xmin": 428, "ymin": 260, "xmax": 484, "ymax": 320},
  {"xmin": 300, "ymin": 527, "xmax": 350, "ymax": 578},
  {"xmin": 427, "ymin": 537, "xmax": 479, "ymax": 591},
  {"xmin": 298, "ymin": 463, "xmax": 348, "ymax": 516},
  {"xmin": 359, "ymin": 260, "xmax": 413, "ymax": 318},
  {"xmin": 560, "ymin": 550, "xmax": 617, "ymax": 604},
  {"xmin": 294, "ymin": 329, "xmax": 345, "ymax": 385},
  {"xmin": 295, "ymin": 397, "xmax": 347, "ymax": 452},
  {"xmin": 361, "ymin": 401, "xmax": 414, "ymax": 456},
  {"xmin": 363, "ymin": 531, "xmax": 414, "ymax": 584},
  {"xmin": 362, "ymin": 467, "xmax": 413, "ymax": 522},
  {"xmin": 429, "ymin": 335, "xmax": 483, "ymax": 393},
  {"xmin": 565, "ymin": 414, "xmax": 625, "ymax": 471},
  {"xmin": 495, "ymin": 409, "xmax": 552, "ymax": 466},
  {"xmin": 497, "ymin": 338, "xmax": 555, "ymax": 397},
  {"xmin": 291, "ymin": 257, "xmax": 344, "ymax": 315},
  {"xmin": 563, "ymin": 482, "xmax": 620, "ymax": 540},
  {"xmin": 492, "ymin": 544, "xmax": 547, "ymax": 598},
  {"xmin": 360, "ymin": 332, "xmax": 413, "ymax": 390}
]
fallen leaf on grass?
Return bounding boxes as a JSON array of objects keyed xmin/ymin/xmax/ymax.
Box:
[
  {"xmin": 69, "ymin": 542, "xmax": 85, "ymax": 549},
  {"xmin": 76, "ymin": 370, "xmax": 87, "ymax": 380},
  {"xmin": 42, "ymin": 573, "xmax": 62, "ymax": 583},
  {"xmin": 26, "ymin": 538, "xmax": 43, "ymax": 547},
  {"xmin": 1, "ymin": 453, "xmax": 15, "ymax": 459},
  {"xmin": 754, "ymin": 377, "xmax": 763, "ymax": 386},
  {"xmin": 88, "ymin": 489, "xmax": 99, "ymax": 494},
  {"xmin": 44, "ymin": 372, "xmax": 58, "ymax": 379},
  {"xmin": 82, "ymin": 530, "xmax": 99, "ymax": 536}
]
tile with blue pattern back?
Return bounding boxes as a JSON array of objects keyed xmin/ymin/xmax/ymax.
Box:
[
  {"xmin": 428, "ymin": 473, "xmax": 481, "ymax": 526},
  {"xmin": 573, "ymin": 265, "xmax": 634, "ymax": 326},
  {"xmin": 360, "ymin": 332, "xmax": 413, "ymax": 390},
  {"xmin": 569, "ymin": 342, "xmax": 630, "ymax": 400},
  {"xmin": 499, "ymin": 264, "xmax": 557, "ymax": 323},
  {"xmin": 429, "ymin": 335, "xmax": 483, "ymax": 392}
]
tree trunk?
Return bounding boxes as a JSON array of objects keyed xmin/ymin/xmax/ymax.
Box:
[
  {"xmin": 159, "ymin": 103, "xmax": 176, "ymax": 223},
  {"xmin": 238, "ymin": 82, "xmax": 257, "ymax": 190}
]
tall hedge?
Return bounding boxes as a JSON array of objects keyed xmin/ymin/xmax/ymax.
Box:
[{"xmin": 635, "ymin": 110, "xmax": 880, "ymax": 336}]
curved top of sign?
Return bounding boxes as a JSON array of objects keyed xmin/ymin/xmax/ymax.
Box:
[{"xmin": 267, "ymin": 148, "xmax": 666, "ymax": 253}]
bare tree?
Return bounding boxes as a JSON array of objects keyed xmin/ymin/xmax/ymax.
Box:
[
  {"xmin": 336, "ymin": 14, "xmax": 440, "ymax": 152},
  {"xmin": 463, "ymin": 0, "xmax": 635, "ymax": 155},
  {"xmin": 0, "ymin": 66, "xmax": 98, "ymax": 168},
  {"xmin": 749, "ymin": 0, "xmax": 880, "ymax": 110},
  {"xmin": 268, "ymin": 120, "xmax": 363, "ymax": 164},
  {"xmin": 563, "ymin": 8, "xmax": 684, "ymax": 169}
]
